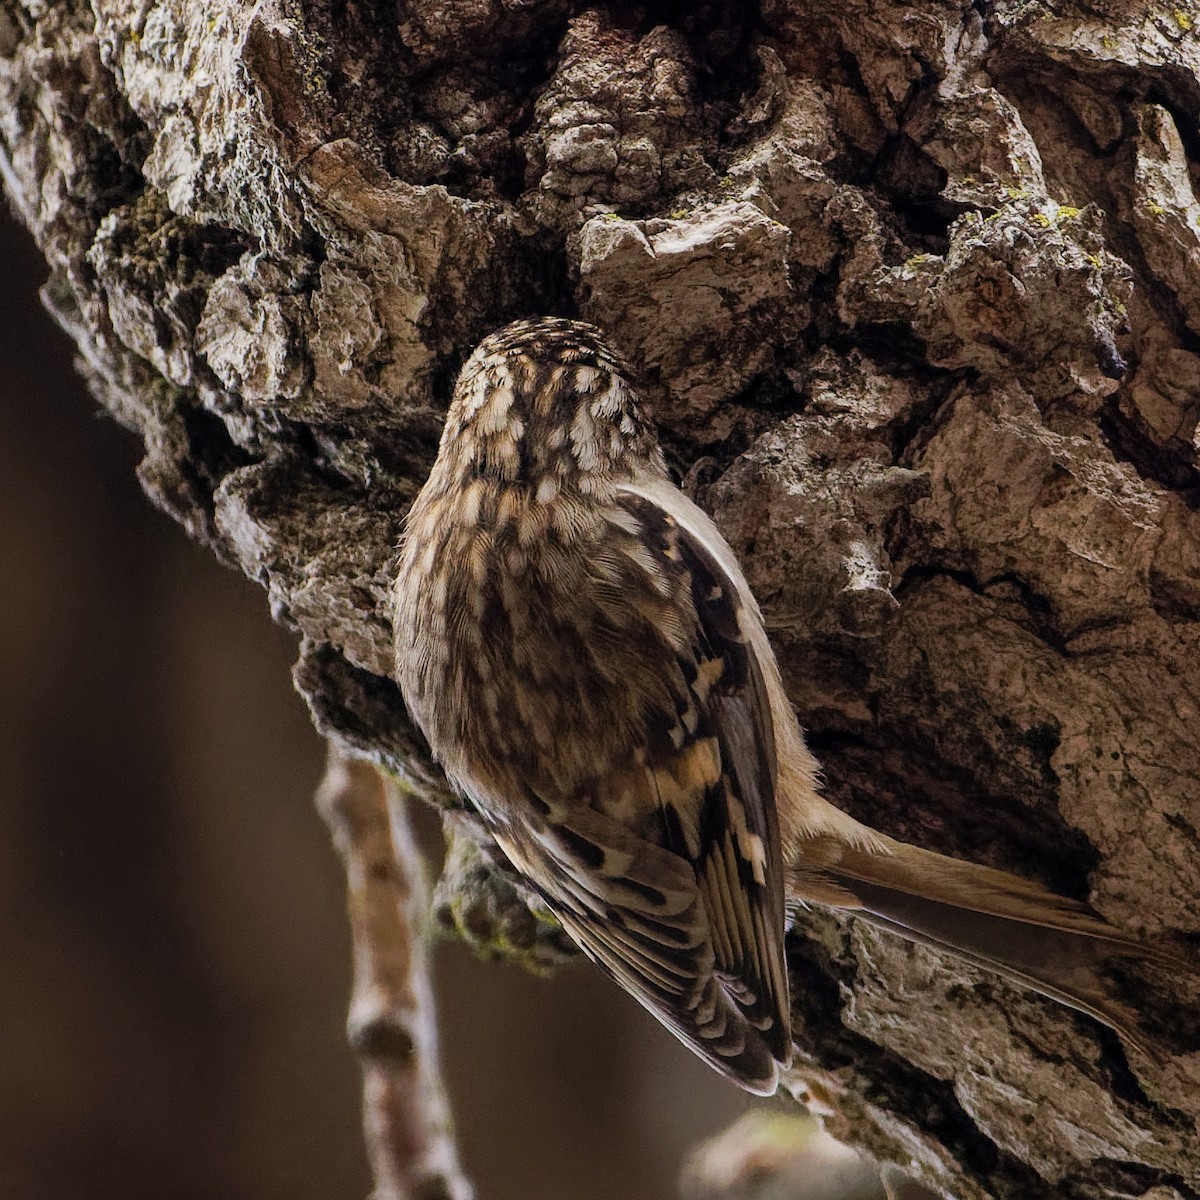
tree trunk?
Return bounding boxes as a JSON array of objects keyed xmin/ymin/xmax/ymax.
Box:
[{"xmin": 3, "ymin": 1, "xmax": 1198, "ymax": 1195}]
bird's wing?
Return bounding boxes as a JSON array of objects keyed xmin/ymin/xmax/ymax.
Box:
[{"xmin": 484, "ymin": 484, "xmax": 791, "ymax": 1093}]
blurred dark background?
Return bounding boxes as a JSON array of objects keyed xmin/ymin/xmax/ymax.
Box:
[{"xmin": 0, "ymin": 206, "xmax": 753, "ymax": 1200}]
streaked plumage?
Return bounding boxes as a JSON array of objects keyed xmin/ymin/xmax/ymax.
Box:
[{"xmin": 393, "ymin": 317, "xmax": 1168, "ymax": 1092}]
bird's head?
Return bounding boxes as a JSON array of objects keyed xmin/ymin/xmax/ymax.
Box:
[{"xmin": 433, "ymin": 317, "xmax": 662, "ymax": 498}]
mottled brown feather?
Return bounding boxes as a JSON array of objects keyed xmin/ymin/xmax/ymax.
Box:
[{"xmin": 394, "ymin": 320, "xmax": 792, "ymax": 1092}]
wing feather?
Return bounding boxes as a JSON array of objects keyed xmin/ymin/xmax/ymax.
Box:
[{"xmin": 481, "ymin": 483, "xmax": 792, "ymax": 1092}]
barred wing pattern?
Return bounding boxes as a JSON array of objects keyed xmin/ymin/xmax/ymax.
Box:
[{"xmin": 483, "ymin": 491, "xmax": 792, "ymax": 1093}]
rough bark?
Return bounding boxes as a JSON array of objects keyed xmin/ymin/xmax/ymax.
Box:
[{"xmin": 3, "ymin": 1, "xmax": 1199, "ymax": 1196}]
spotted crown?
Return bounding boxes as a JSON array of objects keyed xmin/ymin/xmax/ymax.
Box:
[{"xmin": 438, "ymin": 317, "xmax": 661, "ymax": 490}]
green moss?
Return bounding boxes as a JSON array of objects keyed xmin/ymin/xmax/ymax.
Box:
[{"xmin": 433, "ymin": 826, "xmax": 574, "ymax": 973}]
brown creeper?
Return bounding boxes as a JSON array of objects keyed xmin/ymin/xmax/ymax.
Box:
[{"xmin": 393, "ymin": 317, "xmax": 1165, "ymax": 1092}]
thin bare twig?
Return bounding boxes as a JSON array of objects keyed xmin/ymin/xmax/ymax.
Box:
[{"xmin": 315, "ymin": 743, "xmax": 473, "ymax": 1200}]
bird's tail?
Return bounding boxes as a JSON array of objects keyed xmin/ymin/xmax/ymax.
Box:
[{"xmin": 790, "ymin": 835, "xmax": 1180, "ymax": 1063}]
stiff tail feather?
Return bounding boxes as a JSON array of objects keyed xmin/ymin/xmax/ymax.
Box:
[{"xmin": 792, "ymin": 836, "xmax": 1178, "ymax": 1063}]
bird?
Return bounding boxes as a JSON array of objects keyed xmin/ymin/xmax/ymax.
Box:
[{"xmin": 392, "ymin": 316, "xmax": 1167, "ymax": 1094}]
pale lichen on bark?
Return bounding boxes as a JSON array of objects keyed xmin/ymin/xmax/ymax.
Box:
[{"xmin": 3, "ymin": 0, "xmax": 1199, "ymax": 1195}]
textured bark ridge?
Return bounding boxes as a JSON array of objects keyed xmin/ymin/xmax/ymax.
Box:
[{"xmin": 3, "ymin": 1, "xmax": 1199, "ymax": 1194}]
